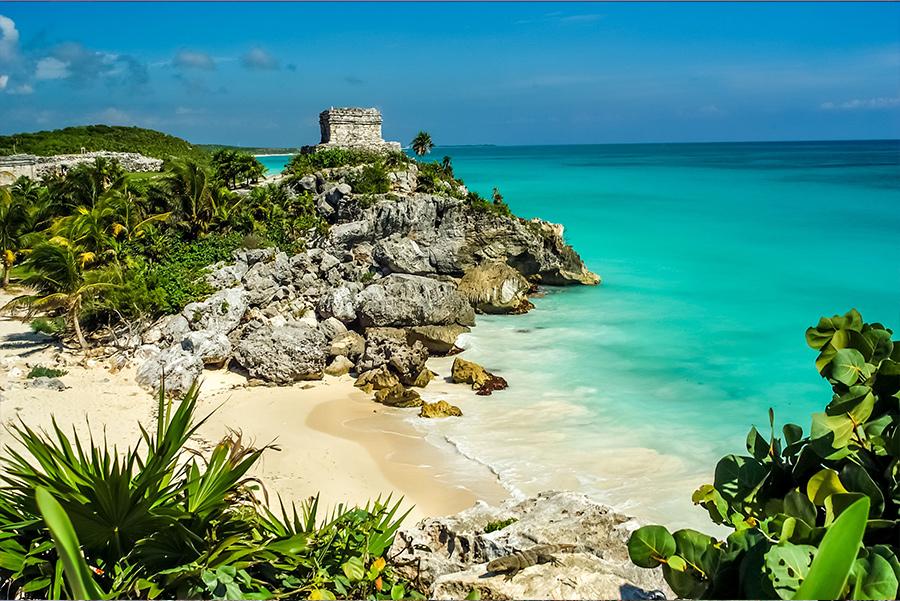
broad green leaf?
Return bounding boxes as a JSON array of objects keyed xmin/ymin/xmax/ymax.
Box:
[
  {"xmin": 765, "ymin": 543, "xmax": 815, "ymax": 599},
  {"xmin": 807, "ymin": 469, "xmax": 849, "ymax": 505},
  {"xmin": 810, "ymin": 412, "xmax": 854, "ymax": 456},
  {"xmin": 824, "ymin": 492, "xmax": 866, "ymax": 525},
  {"xmin": 463, "ymin": 588, "xmax": 481, "ymax": 601},
  {"xmin": 627, "ymin": 525, "xmax": 676, "ymax": 568},
  {"xmin": 827, "ymin": 386, "xmax": 875, "ymax": 423},
  {"xmin": 691, "ymin": 484, "xmax": 729, "ymax": 524},
  {"xmin": 784, "ymin": 489, "xmax": 817, "ymax": 527},
  {"xmin": 831, "ymin": 348, "xmax": 867, "ymax": 386},
  {"xmin": 841, "ymin": 463, "xmax": 885, "ymax": 517},
  {"xmin": 793, "ymin": 497, "xmax": 870, "ymax": 600},
  {"xmin": 342, "ymin": 556, "xmax": 365, "ymax": 582},
  {"xmin": 308, "ymin": 589, "xmax": 336, "ymax": 600},
  {"xmin": 667, "ymin": 555, "xmax": 687, "ymax": 571},
  {"xmin": 673, "ymin": 528, "xmax": 717, "ymax": 578},
  {"xmin": 831, "ymin": 329, "xmax": 874, "ymax": 361},
  {"xmin": 783, "ymin": 423, "xmax": 803, "ymax": 447},
  {"xmin": 851, "ymin": 553, "xmax": 899, "ymax": 600}
]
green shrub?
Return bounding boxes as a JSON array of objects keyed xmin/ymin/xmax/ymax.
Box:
[
  {"xmin": 285, "ymin": 148, "xmax": 407, "ymax": 177},
  {"xmin": 0, "ymin": 383, "xmax": 422, "ymax": 600},
  {"xmin": 484, "ymin": 518, "xmax": 518, "ymax": 533},
  {"xmin": 627, "ymin": 309, "xmax": 900, "ymax": 600},
  {"xmin": 26, "ymin": 365, "xmax": 68, "ymax": 379},
  {"xmin": 466, "ymin": 191, "xmax": 512, "ymax": 217},
  {"xmin": 30, "ymin": 316, "xmax": 66, "ymax": 336},
  {"xmin": 347, "ymin": 164, "xmax": 390, "ymax": 195}
]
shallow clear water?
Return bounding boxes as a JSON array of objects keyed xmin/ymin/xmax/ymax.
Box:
[
  {"xmin": 263, "ymin": 142, "xmax": 900, "ymax": 527},
  {"xmin": 257, "ymin": 154, "xmax": 292, "ymax": 174},
  {"xmin": 415, "ymin": 141, "xmax": 900, "ymax": 528}
]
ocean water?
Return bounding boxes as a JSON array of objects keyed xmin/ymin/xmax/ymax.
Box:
[
  {"xmin": 256, "ymin": 154, "xmax": 293, "ymax": 174},
  {"xmin": 264, "ymin": 141, "xmax": 900, "ymax": 528}
]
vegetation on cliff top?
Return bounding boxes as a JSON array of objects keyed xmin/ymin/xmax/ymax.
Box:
[
  {"xmin": 0, "ymin": 126, "xmax": 209, "ymax": 163},
  {"xmin": 628, "ymin": 309, "xmax": 899, "ymax": 599}
]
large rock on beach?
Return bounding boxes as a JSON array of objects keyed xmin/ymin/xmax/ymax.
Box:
[
  {"xmin": 354, "ymin": 365, "xmax": 400, "ymax": 393},
  {"xmin": 405, "ymin": 324, "xmax": 469, "ymax": 354},
  {"xmin": 355, "ymin": 274, "xmax": 475, "ymax": 328},
  {"xmin": 136, "ymin": 345, "xmax": 204, "ymax": 396},
  {"xmin": 392, "ymin": 491, "xmax": 672, "ymax": 600},
  {"xmin": 373, "ymin": 383, "xmax": 423, "ymax": 408},
  {"xmin": 458, "ymin": 261, "xmax": 533, "ymax": 314},
  {"xmin": 181, "ymin": 287, "xmax": 247, "ymax": 335},
  {"xmin": 451, "ymin": 357, "xmax": 508, "ymax": 395},
  {"xmin": 419, "ymin": 400, "xmax": 462, "ymax": 418},
  {"xmin": 357, "ymin": 328, "xmax": 430, "ymax": 385},
  {"xmin": 181, "ymin": 330, "xmax": 232, "ymax": 366},
  {"xmin": 234, "ymin": 323, "xmax": 327, "ymax": 383}
]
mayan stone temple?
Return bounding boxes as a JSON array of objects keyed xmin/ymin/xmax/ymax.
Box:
[{"xmin": 304, "ymin": 107, "xmax": 401, "ymax": 153}]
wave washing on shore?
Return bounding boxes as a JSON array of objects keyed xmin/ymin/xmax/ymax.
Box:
[{"xmin": 265, "ymin": 140, "xmax": 900, "ymax": 529}]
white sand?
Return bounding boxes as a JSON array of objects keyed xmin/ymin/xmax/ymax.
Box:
[{"xmin": 0, "ymin": 292, "xmax": 507, "ymax": 521}]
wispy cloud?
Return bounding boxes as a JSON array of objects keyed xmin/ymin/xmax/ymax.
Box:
[
  {"xmin": 0, "ymin": 14, "xmax": 19, "ymax": 62},
  {"xmin": 0, "ymin": 74, "xmax": 7, "ymax": 89},
  {"xmin": 173, "ymin": 49, "xmax": 215, "ymax": 70},
  {"xmin": 242, "ymin": 47, "xmax": 278, "ymax": 70},
  {"xmin": 820, "ymin": 96, "xmax": 900, "ymax": 110},
  {"xmin": 35, "ymin": 56, "xmax": 68, "ymax": 80}
]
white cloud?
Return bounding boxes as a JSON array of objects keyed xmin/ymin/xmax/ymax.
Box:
[
  {"xmin": 0, "ymin": 74, "xmax": 7, "ymax": 89},
  {"xmin": 94, "ymin": 107, "xmax": 134, "ymax": 124},
  {"xmin": 9, "ymin": 83, "xmax": 32, "ymax": 95},
  {"xmin": 173, "ymin": 50, "xmax": 215, "ymax": 70},
  {"xmin": 35, "ymin": 56, "xmax": 70, "ymax": 80},
  {"xmin": 820, "ymin": 96, "xmax": 900, "ymax": 110},
  {"xmin": 241, "ymin": 47, "xmax": 278, "ymax": 70},
  {"xmin": 0, "ymin": 14, "xmax": 19, "ymax": 61}
]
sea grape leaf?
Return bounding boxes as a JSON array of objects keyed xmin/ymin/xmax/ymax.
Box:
[
  {"xmin": 667, "ymin": 555, "xmax": 687, "ymax": 572},
  {"xmin": 840, "ymin": 463, "xmax": 885, "ymax": 517},
  {"xmin": 783, "ymin": 489, "xmax": 817, "ymax": 527},
  {"xmin": 862, "ymin": 326, "xmax": 894, "ymax": 363},
  {"xmin": 747, "ymin": 426, "xmax": 771, "ymax": 461},
  {"xmin": 628, "ymin": 525, "xmax": 676, "ymax": 568},
  {"xmin": 783, "ymin": 423, "xmax": 803, "ymax": 448},
  {"xmin": 816, "ymin": 345, "xmax": 838, "ymax": 375},
  {"xmin": 692, "ymin": 484, "xmax": 729, "ymax": 525},
  {"xmin": 662, "ymin": 562, "xmax": 708, "ymax": 598},
  {"xmin": 764, "ymin": 543, "xmax": 815, "ymax": 599},
  {"xmin": 806, "ymin": 468, "xmax": 848, "ymax": 506},
  {"xmin": 850, "ymin": 553, "xmax": 899, "ymax": 600},
  {"xmin": 826, "ymin": 386, "xmax": 875, "ymax": 424},
  {"xmin": 825, "ymin": 492, "xmax": 866, "ymax": 525},
  {"xmin": 673, "ymin": 529, "xmax": 718, "ymax": 578},
  {"xmin": 831, "ymin": 329, "xmax": 875, "ymax": 361},
  {"xmin": 831, "ymin": 348, "xmax": 867, "ymax": 386},
  {"xmin": 341, "ymin": 556, "xmax": 365, "ymax": 582},
  {"xmin": 810, "ymin": 412, "xmax": 854, "ymax": 456}
]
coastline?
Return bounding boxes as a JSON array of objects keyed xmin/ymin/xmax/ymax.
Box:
[{"xmin": 0, "ymin": 293, "xmax": 505, "ymax": 522}]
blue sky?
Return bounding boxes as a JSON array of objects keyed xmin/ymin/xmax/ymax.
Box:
[{"xmin": 1, "ymin": 2, "xmax": 898, "ymax": 146}]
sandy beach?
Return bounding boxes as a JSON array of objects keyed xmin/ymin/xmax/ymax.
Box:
[{"xmin": 0, "ymin": 291, "xmax": 507, "ymax": 523}]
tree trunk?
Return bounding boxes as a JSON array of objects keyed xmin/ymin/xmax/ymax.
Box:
[
  {"xmin": 1, "ymin": 254, "xmax": 10, "ymax": 288},
  {"xmin": 70, "ymin": 301, "xmax": 88, "ymax": 350}
]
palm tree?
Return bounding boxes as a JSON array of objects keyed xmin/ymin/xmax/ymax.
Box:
[
  {"xmin": 410, "ymin": 131, "xmax": 434, "ymax": 157},
  {"xmin": 165, "ymin": 161, "xmax": 218, "ymax": 237},
  {"xmin": 1, "ymin": 241, "xmax": 117, "ymax": 349},
  {"xmin": 440, "ymin": 156, "xmax": 454, "ymax": 178},
  {"xmin": 0, "ymin": 186, "xmax": 28, "ymax": 288}
]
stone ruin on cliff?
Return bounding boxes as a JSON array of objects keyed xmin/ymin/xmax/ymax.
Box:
[{"xmin": 303, "ymin": 107, "xmax": 401, "ymax": 153}]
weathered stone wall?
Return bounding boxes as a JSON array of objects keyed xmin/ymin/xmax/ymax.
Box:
[
  {"xmin": 307, "ymin": 107, "xmax": 401, "ymax": 153},
  {"xmin": 0, "ymin": 151, "xmax": 163, "ymax": 184}
]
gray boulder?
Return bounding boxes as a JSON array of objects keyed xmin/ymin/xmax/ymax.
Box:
[
  {"xmin": 205, "ymin": 261, "xmax": 249, "ymax": 291},
  {"xmin": 392, "ymin": 491, "xmax": 672, "ymax": 599},
  {"xmin": 374, "ymin": 236, "xmax": 434, "ymax": 275},
  {"xmin": 234, "ymin": 323, "xmax": 327, "ymax": 383},
  {"xmin": 182, "ymin": 288, "xmax": 247, "ymax": 335},
  {"xmin": 319, "ymin": 317, "xmax": 347, "ymax": 341},
  {"xmin": 324, "ymin": 355, "xmax": 354, "ymax": 377},
  {"xmin": 458, "ymin": 261, "xmax": 533, "ymax": 314},
  {"xmin": 355, "ymin": 274, "xmax": 475, "ymax": 328},
  {"xmin": 24, "ymin": 376, "xmax": 67, "ymax": 391},
  {"xmin": 181, "ymin": 330, "xmax": 232, "ymax": 366},
  {"xmin": 136, "ymin": 346, "xmax": 204, "ymax": 396},
  {"xmin": 318, "ymin": 285, "xmax": 358, "ymax": 323},
  {"xmin": 406, "ymin": 324, "xmax": 470, "ymax": 354},
  {"xmin": 329, "ymin": 330, "xmax": 366, "ymax": 359},
  {"xmin": 357, "ymin": 328, "xmax": 429, "ymax": 386}
]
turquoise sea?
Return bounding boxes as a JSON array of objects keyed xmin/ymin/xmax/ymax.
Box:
[{"xmin": 265, "ymin": 141, "xmax": 900, "ymax": 527}]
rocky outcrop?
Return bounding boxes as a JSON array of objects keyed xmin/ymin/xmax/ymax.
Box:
[
  {"xmin": 354, "ymin": 366, "xmax": 401, "ymax": 393},
  {"xmin": 0, "ymin": 152, "xmax": 163, "ymax": 184},
  {"xmin": 419, "ymin": 400, "xmax": 462, "ymax": 418},
  {"xmin": 405, "ymin": 324, "xmax": 469, "ymax": 354},
  {"xmin": 391, "ymin": 491, "xmax": 671, "ymax": 600},
  {"xmin": 451, "ymin": 357, "xmax": 508, "ymax": 396},
  {"xmin": 136, "ymin": 346, "xmax": 204, "ymax": 396},
  {"xmin": 357, "ymin": 328, "xmax": 430, "ymax": 386},
  {"xmin": 458, "ymin": 262, "xmax": 534, "ymax": 314},
  {"xmin": 373, "ymin": 383, "xmax": 423, "ymax": 408},
  {"xmin": 234, "ymin": 323, "xmax": 327, "ymax": 383},
  {"xmin": 356, "ymin": 274, "xmax": 475, "ymax": 328}
]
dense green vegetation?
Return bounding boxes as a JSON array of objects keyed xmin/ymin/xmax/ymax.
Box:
[
  {"xmin": 26, "ymin": 365, "xmax": 68, "ymax": 379},
  {"xmin": 283, "ymin": 148, "xmax": 409, "ymax": 179},
  {"xmin": 0, "ymin": 155, "xmax": 326, "ymax": 347},
  {"xmin": 0, "ymin": 383, "xmax": 421, "ymax": 600},
  {"xmin": 628, "ymin": 309, "xmax": 899, "ymax": 599},
  {"xmin": 0, "ymin": 126, "xmax": 210, "ymax": 163}
]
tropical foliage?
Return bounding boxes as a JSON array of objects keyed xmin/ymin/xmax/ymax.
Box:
[
  {"xmin": 0, "ymin": 155, "xmax": 327, "ymax": 348},
  {"xmin": 0, "ymin": 383, "xmax": 421, "ymax": 600},
  {"xmin": 627, "ymin": 309, "xmax": 900, "ymax": 600},
  {"xmin": 409, "ymin": 132, "xmax": 433, "ymax": 157},
  {"xmin": 211, "ymin": 150, "xmax": 266, "ymax": 190},
  {"xmin": 0, "ymin": 126, "xmax": 209, "ymax": 163}
]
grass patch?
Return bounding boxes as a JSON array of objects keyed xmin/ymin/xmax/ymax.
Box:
[
  {"xmin": 27, "ymin": 365, "xmax": 68, "ymax": 379},
  {"xmin": 484, "ymin": 518, "xmax": 518, "ymax": 533},
  {"xmin": 30, "ymin": 316, "xmax": 66, "ymax": 336}
]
